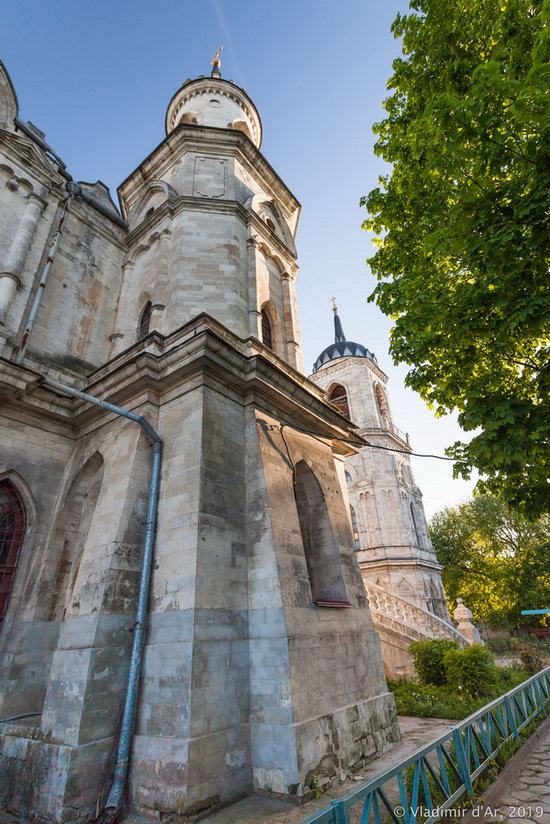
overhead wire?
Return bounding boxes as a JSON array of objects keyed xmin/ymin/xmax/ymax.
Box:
[{"xmin": 270, "ymin": 421, "xmax": 459, "ymax": 462}]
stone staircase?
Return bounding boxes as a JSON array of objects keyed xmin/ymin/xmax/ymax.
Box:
[{"xmin": 363, "ymin": 580, "xmax": 469, "ymax": 678}]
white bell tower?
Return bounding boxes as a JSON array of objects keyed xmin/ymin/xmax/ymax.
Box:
[{"xmin": 310, "ymin": 304, "xmax": 450, "ymax": 621}]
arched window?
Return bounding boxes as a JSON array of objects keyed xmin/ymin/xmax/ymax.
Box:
[
  {"xmin": 0, "ymin": 480, "xmax": 27, "ymax": 621},
  {"xmin": 410, "ymin": 501, "xmax": 421, "ymax": 547},
  {"xmin": 374, "ymin": 383, "xmax": 390, "ymax": 425},
  {"xmin": 345, "ymin": 470, "xmax": 352, "ymax": 484},
  {"xmin": 261, "ymin": 309, "xmax": 273, "ymax": 350},
  {"xmin": 294, "ymin": 461, "xmax": 349, "ymax": 606},
  {"xmin": 328, "ymin": 384, "xmax": 350, "ymax": 418},
  {"xmin": 350, "ymin": 505, "xmax": 361, "ymax": 550},
  {"xmin": 138, "ymin": 301, "xmax": 152, "ymax": 340}
]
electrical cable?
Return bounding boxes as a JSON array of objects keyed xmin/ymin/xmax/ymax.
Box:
[{"xmin": 273, "ymin": 421, "xmax": 458, "ymax": 462}]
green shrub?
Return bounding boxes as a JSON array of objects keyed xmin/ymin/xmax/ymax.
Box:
[
  {"xmin": 409, "ymin": 638, "xmax": 459, "ymax": 686},
  {"xmin": 443, "ymin": 644, "xmax": 499, "ymax": 697}
]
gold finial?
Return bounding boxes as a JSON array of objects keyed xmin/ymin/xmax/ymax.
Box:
[
  {"xmin": 211, "ymin": 45, "xmax": 223, "ymax": 70},
  {"xmin": 331, "ymin": 296, "xmax": 338, "ymax": 314}
]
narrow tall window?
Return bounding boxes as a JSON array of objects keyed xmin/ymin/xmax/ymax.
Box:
[
  {"xmin": 261, "ymin": 309, "xmax": 273, "ymax": 350},
  {"xmin": 138, "ymin": 301, "xmax": 152, "ymax": 340},
  {"xmin": 410, "ymin": 501, "xmax": 421, "ymax": 547},
  {"xmin": 294, "ymin": 461, "xmax": 349, "ymax": 606},
  {"xmin": 350, "ymin": 505, "xmax": 361, "ymax": 550},
  {"xmin": 328, "ymin": 384, "xmax": 350, "ymax": 418},
  {"xmin": 0, "ymin": 481, "xmax": 26, "ymax": 621}
]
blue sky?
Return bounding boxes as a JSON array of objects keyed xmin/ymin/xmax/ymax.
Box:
[{"xmin": 2, "ymin": 0, "xmax": 475, "ymax": 516}]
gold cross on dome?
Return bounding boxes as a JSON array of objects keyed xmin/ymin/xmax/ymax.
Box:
[{"xmin": 211, "ymin": 45, "xmax": 223, "ymax": 68}]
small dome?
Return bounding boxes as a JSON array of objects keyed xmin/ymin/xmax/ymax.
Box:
[
  {"xmin": 312, "ymin": 304, "xmax": 377, "ymax": 373},
  {"xmin": 313, "ymin": 340, "xmax": 377, "ymax": 373},
  {"xmin": 165, "ymin": 75, "xmax": 262, "ymax": 148}
]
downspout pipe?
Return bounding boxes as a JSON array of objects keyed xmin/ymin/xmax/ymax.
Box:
[
  {"xmin": 42, "ymin": 377, "xmax": 162, "ymax": 821},
  {"xmin": 15, "ymin": 183, "xmax": 79, "ymax": 365}
]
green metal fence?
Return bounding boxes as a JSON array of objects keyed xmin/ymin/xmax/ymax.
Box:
[{"xmin": 301, "ymin": 666, "xmax": 550, "ymax": 824}]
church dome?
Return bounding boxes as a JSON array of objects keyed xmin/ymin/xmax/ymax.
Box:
[
  {"xmin": 165, "ymin": 50, "xmax": 262, "ymax": 148},
  {"xmin": 312, "ymin": 305, "xmax": 377, "ymax": 373}
]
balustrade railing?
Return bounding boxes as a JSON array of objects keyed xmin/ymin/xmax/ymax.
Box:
[
  {"xmin": 364, "ymin": 581, "xmax": 467, "ymax": 645},
  {"xmin": 301, "ymin": 666, "xmax": 550, "ymax": 824}
]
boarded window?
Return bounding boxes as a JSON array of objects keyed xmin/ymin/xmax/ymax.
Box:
[
  {"xmin": 0, "ymin": 481, "xmax": 26, "ymax": 621},
  {"xmin": 328, "ymin": 384, "xmax": 350, "ymax": 418},
  {"xmin": 294, "ymin": 461, "xmax": 349, "ymax": 607},
  {"xmin": 139, "ymin": 301, "xmax": 152, "ymax": 340},
  {"xmin": 261, "ymin": 309, "xmax": 273, "ymax": 350}
]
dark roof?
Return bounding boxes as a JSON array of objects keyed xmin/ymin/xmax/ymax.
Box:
[{"xmin": 312, "ymin": 308, "xmax": 377, "ymax": 373}]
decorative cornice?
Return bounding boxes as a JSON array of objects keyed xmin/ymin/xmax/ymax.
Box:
[{"xmin": 6, "ymin": 315, "xmax": 361, "ymax": 457}]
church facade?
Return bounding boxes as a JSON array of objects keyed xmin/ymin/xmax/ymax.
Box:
[{"xmin": 0, "ymin": 59, "xmax": 400, "ymax": 822}]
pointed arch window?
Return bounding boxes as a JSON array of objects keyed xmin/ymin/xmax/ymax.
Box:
[
  {"xmin": 138, "ymin": 301, "xmax": 152, "ymax": 340},
  {"xmin": 0, "ymin": 480, "xmax": 27, "ymax": 621},
  {"xmin": 328, "ymin": 384, "xmax": 350, "ymax": 418},
  {"xmin": 294, "ymin": 461, "xmax": 349, "ymax": 607},
  {"xmin": 350, "ymin": 505, "xmax": 361, "ymax": 550},
  {"xmin": 261, "ymin": 309, "xmax": 273, "ymax": 350}
]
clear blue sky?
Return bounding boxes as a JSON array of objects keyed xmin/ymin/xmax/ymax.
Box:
[{"xmin": 2, "ymin": 0, "xmax": 475, "ymax": 517}]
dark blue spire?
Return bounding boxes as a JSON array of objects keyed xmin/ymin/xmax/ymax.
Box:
[
  {"xmin": 332, "ymin": 299, "xmax": 346, "ymax": 343},
  {"xmin": 312, "ymin": 298, "xmax": 377, "ymax": 373}
]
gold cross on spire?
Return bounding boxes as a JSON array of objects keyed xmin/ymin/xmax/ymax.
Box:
[
  {"xmin": 211, "ymin": 45, "xmax": 223, "ymax": 69},
  {"xmin": 331, "ymin": 297, "xmax": 338, "ymax": 314}
]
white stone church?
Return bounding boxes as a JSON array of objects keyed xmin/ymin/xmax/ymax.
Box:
[{"xmin": 0, "ymin": 55, "xmax": 467, "ymax": 822}]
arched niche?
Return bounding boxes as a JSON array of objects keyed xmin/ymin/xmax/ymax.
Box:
[
  {"xmin": 48, "ymin": 453, "xmax": 104, "ymax": 621},
  {"xmin": 294, "ymin": 461, "xmax": 349, "ymax": 606}
]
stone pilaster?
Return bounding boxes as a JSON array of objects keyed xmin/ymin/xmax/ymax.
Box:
[{"xmin": 0, "ymin": 193, "xmax": 45, "ymax": 324}]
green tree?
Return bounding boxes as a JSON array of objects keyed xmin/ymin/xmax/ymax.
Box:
[
  {"xmin": 361, "ymin": 0, "xmax": 550, "ymax": 518},
  {"xmin": 430, "ymin": 495, "xmax": 550, "ymax": 629}
]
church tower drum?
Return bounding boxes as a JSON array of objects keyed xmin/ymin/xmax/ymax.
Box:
[{"xmin": 310, "ymin": 304, "xmax": 450, "ymax": 621}]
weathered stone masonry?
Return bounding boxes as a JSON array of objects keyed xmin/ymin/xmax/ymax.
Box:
[{"xmin": 0, "ymin": 60, "xmax": 399, "ymax": 821}]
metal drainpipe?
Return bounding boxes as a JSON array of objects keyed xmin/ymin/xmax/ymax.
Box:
[
  {"xmin": 15, "ymin": 183, "xmax": 79, "ymax": 365},
  {"xmin": 42, "ymin": 377, "xmax": 162, "ymax": 821}
]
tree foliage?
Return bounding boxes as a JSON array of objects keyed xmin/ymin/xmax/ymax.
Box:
[
  {"xmin": 430, "ymin": 495, "xmax": 550, "ymax": 629},
  {"xmin": 361, "ymin": 0, "xmax": 550, "ymax": 517}
]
